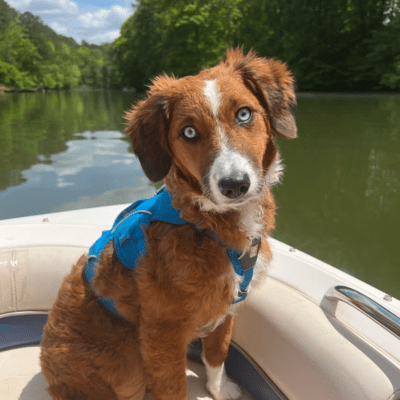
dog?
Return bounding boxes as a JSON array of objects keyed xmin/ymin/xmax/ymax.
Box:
[{"xmin": 40, "ymin": 48, "xmax": 297, "ymax": 400}]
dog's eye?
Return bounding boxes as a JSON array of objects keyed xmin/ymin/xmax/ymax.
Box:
[
  {"xmin": 182, "ymin": 126, "xmax": 198, "ymax": 141},
  {"xmin": 236, "ymin": 107, "xmax": 252, "ymax": 123}
]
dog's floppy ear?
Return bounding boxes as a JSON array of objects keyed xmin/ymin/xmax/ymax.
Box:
[
  {"xmin": 125, "ymin": 75, "xmax": 176, "ymax": 182},
  {"xmin": 227, "ymin": 48, "xmax": 297, "ymax": 139}
]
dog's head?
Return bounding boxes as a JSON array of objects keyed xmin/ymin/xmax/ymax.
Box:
[{"xmin": 125, "ymin": 48, "xmax": 296, "ymax": 212}]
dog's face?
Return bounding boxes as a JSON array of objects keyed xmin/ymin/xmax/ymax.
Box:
[{"xmin": 126, "ymin": 49, "xmax": 297, "ymax": 211}]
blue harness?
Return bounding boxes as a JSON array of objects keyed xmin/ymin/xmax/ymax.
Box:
[{"xmin": 85, "ymin": 187, "xmax": 261, "ymax": 319}]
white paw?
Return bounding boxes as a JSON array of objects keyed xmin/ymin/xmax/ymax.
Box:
[
  {"xmin": 207, "ymin": 377, "xmax": 241, "ymax": 400},
  {"xmin": 203, "ymin": 358, "xmax": 242, "ymax": 400}
]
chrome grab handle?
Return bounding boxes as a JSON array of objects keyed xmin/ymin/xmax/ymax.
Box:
[{"xmin": 321, "ymin": 285, "xmax": 400, "ymax": 339}]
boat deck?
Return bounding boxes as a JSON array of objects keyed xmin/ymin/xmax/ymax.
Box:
[{"xmin": 0, "ymin": 344, "xmax": 255, "ymax": 400}]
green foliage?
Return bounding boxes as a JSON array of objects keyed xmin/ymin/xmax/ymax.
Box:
[
  {"xmin": 1, "ymin": 0, "xmax": 398, "ymax": 91},
  {"xmin": 0, "ymin": 60, "xmax": 24, "ymax": 87},
  {"xmin": 113, "ymin": 0, "xmax": 400, "ymax": 92},
  {"xmin": 0, "ymin": 18, "xmax": 40, "ymax": 86},
  {"xmin": 366, "ymin": 12, "xmax": 400, "ymax": 89},
  {"xmin": 0, "ymin": 0, "xmax": 112, "ymax": 90},
  {"xmin": 0, "ymin": 0, "xmax": 18, "ymax": 33},
  {"xmin": 112, "ymin": 0, "xmax": 246, "ymax": 90}
]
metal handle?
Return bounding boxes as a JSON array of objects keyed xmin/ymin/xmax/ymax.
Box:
[{"xmin": 322, "ymin": 285, "xmax": 400, "ymax": 339}]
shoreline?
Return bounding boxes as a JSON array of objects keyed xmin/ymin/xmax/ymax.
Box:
[
  {"xmin": 0, "ymin": 86, "xmax": 125, "ymax": 94},
  {"xmin": 1, "ymin": 85, "xmax": 399, "ymax": 96},
  {"xmin": 298, "ymin": 90, "xmax": 400, "ymax": 96}
]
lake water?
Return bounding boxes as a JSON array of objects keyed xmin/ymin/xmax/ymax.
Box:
[{"xmin": 0, "ymin": 91, "xmax": 399, "ymax": 298}]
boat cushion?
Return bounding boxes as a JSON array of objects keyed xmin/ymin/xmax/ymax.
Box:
[
  {"xmin": 0, "ymin": 246, "xmax": 87, "ymax": 315},
  {"xmin": 0, "ymin": 345, "xmax": 252, "ymax": 400}
]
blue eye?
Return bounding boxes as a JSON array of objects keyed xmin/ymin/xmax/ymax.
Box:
[
  {"xmin": 183, "ymin": 126, "xmax": 198, "ymax": 141},
  {"xmin": 236, "ymin": 107, "xmax": 252, "ymax": 123}
]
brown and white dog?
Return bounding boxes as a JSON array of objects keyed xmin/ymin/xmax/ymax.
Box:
[{"xmin": 40, "ymin": 48, "xmax": 297, "ymax": 400}]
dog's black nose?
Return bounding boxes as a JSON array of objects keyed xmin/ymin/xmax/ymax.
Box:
[{"xmin": 218, "ymin": 173, "xmax": 250, "ymax": 199}]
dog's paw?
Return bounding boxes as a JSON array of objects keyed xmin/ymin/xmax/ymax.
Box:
[
  {"xmin": 207, "ymin": 377, "xmax": 241, "ymax": 400},
  {"xmin": 204, "ymin": 362, "xmax": 242, "ymax": 400}
]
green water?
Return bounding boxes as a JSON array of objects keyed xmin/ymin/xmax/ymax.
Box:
[{"xmin": 0, "ymin": 91, "xmax": 399, "ymax": 298}]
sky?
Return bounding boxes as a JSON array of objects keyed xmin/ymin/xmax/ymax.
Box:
[{"xmin": 7, "ymin": 0, "xmax": 135, "ymax": 45}]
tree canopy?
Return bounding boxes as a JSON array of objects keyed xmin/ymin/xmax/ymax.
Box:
[
  {"xmin": 0, "ymin": 0, "xmax": 113, "ymax": 90},
  {"xmin": 112, "ymin": 0, "xmax": 400, "ymax": 92},
  {"xmin": 1, "ymin": 0, "xmax": 399, "ymax": 92}
]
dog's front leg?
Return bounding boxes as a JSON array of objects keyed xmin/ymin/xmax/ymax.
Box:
[
  {"xmin": 140, "ymin": 320, "xmax": 188, "ymax": 400},
  {"xmin": 201, "ymin": 314, "xmax": 241, "ymax": 400}
]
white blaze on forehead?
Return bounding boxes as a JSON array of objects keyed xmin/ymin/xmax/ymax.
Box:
[
  {"xmin": 203, "ymin": 79, "xmax": 227, "ymax": 148},
  {"xmin": 203, "ymin": 79, "xmax": 221, "ymax": 118}
]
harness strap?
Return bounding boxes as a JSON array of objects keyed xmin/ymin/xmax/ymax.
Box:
[
  {"xmin": 85, "ymin": 188, "xmax": 261, "ymax": 320},
  {"xmin": 85, "ymin": 254, "xmax": 123, "ymax": 319},
  {"xmin": 193, "ymin": 227, "xmax": 261, "ymax": 303}
]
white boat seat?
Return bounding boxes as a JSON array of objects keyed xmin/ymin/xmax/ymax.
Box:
[{"xmin": 0, "ymin": 345, "xmax": 253, "ymax": 400}]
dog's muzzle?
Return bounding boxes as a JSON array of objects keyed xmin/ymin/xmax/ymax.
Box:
[
  {"xmin": 218, "ymin": 172, "xmax": 250, "ymax": 199},
  {"xmin": 204, "ymin": 149, "xmax": 260, "ymax": 206}
]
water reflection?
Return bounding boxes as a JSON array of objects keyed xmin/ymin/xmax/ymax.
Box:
[
  {"xmin": 274, "ymin": 94, "xmax": 400, "ymax": 298},
  {"xmin": 0, "ymin": 91, "xmax": 154, "ymax": 219},
  {"xmin": 0, "ymin": 130, "xmax": 154, "ymax": 219},
  {"xmin": 365, "ymin": 148, "xmax": 399, "ymax": 212},
  {"xmin": 33, "ymin": 131, "xmax": 135, "ymax": 188},
  {"xmin": 0, "ymin": 91, "xmax": 138, "ymax": 191}
]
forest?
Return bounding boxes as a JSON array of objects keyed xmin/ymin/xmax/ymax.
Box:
[
  {"xmin": 0, "ymin": 0, "xmax": 113, "ymax": 90},
  {"xmin": 1, "ymin": 0, "xmax": 400, "ymax": 92}
]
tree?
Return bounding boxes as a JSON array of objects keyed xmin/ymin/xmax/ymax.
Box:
[
  {"xmin": 367, "ymin": 10, "xmax": 400, "ymax": 89},
  {"xmin": 0, "ymin": 0, "xmax": 18, "ymax": 34},
  {"xmin": 112, "ymin": 0, "xmax": 246, "ymax": 90},
  {"xmin": 0, "ymin": 60, "xmax": 24, "ymax": 87},
  {"xmin": 0, "ymin": 18, "xmax": 40, "ymax": 88},
  {"xmin": 0, "ymin": 1, "xmax": 111, "ymax": 90}
]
